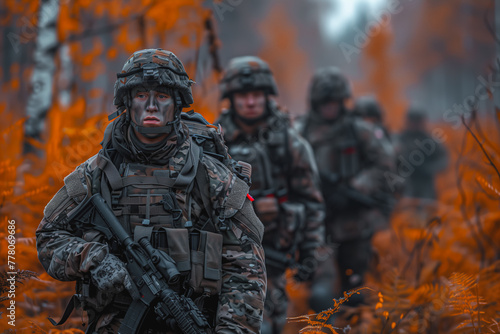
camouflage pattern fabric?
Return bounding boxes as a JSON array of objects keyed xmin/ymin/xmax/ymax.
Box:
[
  {"xmin": 113, "ymin": 48, "xmax": 194, "ymax": 111},
  {"xmin": 90, "ymin": 253, "xmax": 132, "ymax": 295},
  {"xmin": 295, "ymin": 113, "xmax": 396, "ymax": 241},
  {"xmin": 36, "ymin": 128, "xmax": 266, "ymax": 333},
  {"xmin": 295, "ymin": 111, "xmax": 396, "ymax": 305},
  {"xmin": 261, "ymin": 274, "xmax": 288, "ymax": 334},
  {"xmin": 216, "ymin": 102, "xmax": 325, "ymax": 334}
]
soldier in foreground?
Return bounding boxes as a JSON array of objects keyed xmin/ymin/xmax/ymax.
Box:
[
  {"xmin": 216, "ymin": 56, "xmax": 325, "ymax": 334},
  {"xmin": 36, "ymin": 49, "xmax": 266, "ymax": 333},
  {"xmin": 296, "ymin": 67, "xmax": 395, "ymax": 308}
]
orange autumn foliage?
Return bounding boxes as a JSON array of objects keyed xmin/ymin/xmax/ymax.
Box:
[
  {"xmin": 0, "ymin": 1, "xmax": 219, "ymax": 331},
  {"xmin": 1, "ymin": 1, "xmax": 499, "ymax": 333}
]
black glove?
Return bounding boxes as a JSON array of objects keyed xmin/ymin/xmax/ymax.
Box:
[{"xmin": 90, "ymin": 253, "xmax": 132, "ymax": 294}]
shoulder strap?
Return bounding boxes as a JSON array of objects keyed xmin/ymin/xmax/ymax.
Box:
[
  {"xmin": 283, "ymin": 126, "xmax": 293, "ymax": 193},
  {"xmin": 194, "ymin": 157, "xmax": 215, "ymax": 225}
]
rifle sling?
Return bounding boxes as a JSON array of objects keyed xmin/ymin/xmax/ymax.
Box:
[{"xmin": 48, "ymin": 294, "xmax": 80, "ymax": 326}]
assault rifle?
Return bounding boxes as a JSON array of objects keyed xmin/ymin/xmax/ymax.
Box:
[
  {"xmin": 70, "ymin": 193, "xmax": 211, "ymax": 334},
  {"xmin": 320, "ymin": 172, "xmax": 394, "ymax": 215},
  {"xmin": 263, "ymin": 246, "xmax": 295, "ymax": 272}
]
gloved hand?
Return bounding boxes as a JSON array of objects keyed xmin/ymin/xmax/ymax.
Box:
[
  {"xmin": 90, "ymin": 253, "xmax": 132, "ymax": 294},
  {"xmin": 294, "ymin": 249, "xmax": 317, "ymax": 283}
]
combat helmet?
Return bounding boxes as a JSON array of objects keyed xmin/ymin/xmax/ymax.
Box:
[
  {"xmin": 354, "ymin": 95, "xmax": 384, "ymax": 121},
  {"xmin": 406, "ymin": 106, "xmax": 428, "ymax": 122},
  {"xmin": 309, "ymin": 67, "xmax": 352, "ymax": 111},
  {"xmin": 220, "ymin": 56, "xmax": 278, "ymax": 99},
  {"xmin": 110, "ymin": 48, "xmax": 195, "ymax": 137}
]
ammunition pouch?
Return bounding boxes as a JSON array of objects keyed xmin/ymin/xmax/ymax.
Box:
[
  {"xmin": 188, "ymin": 230, "xmax": 223, "ymax": 295},
  {"xmin": 143, "ymin": 227, "xmax": 223, "ymax": 296},
  {"xmin": 254, "ymin": 196, "xmax": 279, "ymax": 226}
]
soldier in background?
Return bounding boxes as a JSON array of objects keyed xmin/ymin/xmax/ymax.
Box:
[
  {"xmin": 36, "ymin": 49, "xmax": 266, "ymax": 333},
  {"xmin": 216, "ymin": 56, "xmax": 325, "ymax": 334},
  {"xmin": 394, "ymin": 107, "xmax": 449, "ymax": 200},
  {"xmin": 354, "ymin": 95, "xmax": 392, "ymax": 142},
  {"xmin": 296, "ymin": 67, "xmax": 396, "ymax": 309}
]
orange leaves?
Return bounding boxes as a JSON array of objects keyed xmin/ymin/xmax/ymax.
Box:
[
  {"xmin": 58, "ymin": 1, "xmax": 80, "ymax": 42},
  {"xmin": 107, "ymin": 47, "xmax": 118, "ymax": 60},
  {"xmin": 359, "ymin": 24, "xmax": 407, "ymax": 132},
  {"xmin": 290, "ymin": 287, "xmax": 371, "ymax": 334},
  {"xmin": 258, "ymin": 3, "xmax": 310, "ymax": 115}
]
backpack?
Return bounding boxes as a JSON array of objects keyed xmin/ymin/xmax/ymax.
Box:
[{"xmin": 181, "ymin": 110, "xmax": 251, "ymax": 185}]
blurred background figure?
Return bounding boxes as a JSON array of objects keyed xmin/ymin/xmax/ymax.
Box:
[
  {"xmin": 394, "ymin": 107, "xmax": 449, "ymax": 201},
  {"xmin": 216, "ymin": 56, "xmax": 325, "ymax": 334},
  {"xmin": 353, "ymin": 95, "xmax": 392, "ymax": 142},
  {"xmin": 295, "ymin": 67, "xmax": 396, "ymax": 311}
]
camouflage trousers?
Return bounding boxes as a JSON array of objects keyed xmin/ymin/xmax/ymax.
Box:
[{"xmin": 262, "ymin": 273, "xmax": 288, "ymax": 334}]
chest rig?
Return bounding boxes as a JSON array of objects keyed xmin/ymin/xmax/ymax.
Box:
[
  {"xmin": 305, "ymin": 116, "xmax": 362, "ymax": 181},
  {"xmin": 93, "ymin": 140, "xmax": 224, "ymax": 302},
  {"xmin": 225, "ymin": 118, "xmax": 306, "ymax": 258},
  {"xmin": 227, "ymin": 122, "xmax": 291, "ymax": 199}
]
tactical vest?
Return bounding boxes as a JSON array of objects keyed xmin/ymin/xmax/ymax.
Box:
[
  {"xmin": 86, "ymin": 113, "xmax": 241, "ymax": 316},
  {"xmin": 221, "ymin": 113, "xmax": 306, "ymax": 255},
  {"xmin": 301, "ymin": 115, "xmax": 362, "ymax": 182},
  {"xmin": 94, "ymin": 139, "xmax": 224, "ymax": 300}
]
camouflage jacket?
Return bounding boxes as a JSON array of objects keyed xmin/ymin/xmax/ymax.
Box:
[
  {"xmin": 36, "ymin": 120, "xmax": 266, "ymax": 333},
  {"xmin": 295, "ymin": 113, "xmax": 396, "ymax": 241},
  {"xmin": 216, "ymin": 104, "xmax": 325, "ymax": 271}
]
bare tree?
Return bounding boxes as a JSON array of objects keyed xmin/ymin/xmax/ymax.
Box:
[{"xmin": 23, "ymin": 0, "xmax": 60, "ymax": 154}]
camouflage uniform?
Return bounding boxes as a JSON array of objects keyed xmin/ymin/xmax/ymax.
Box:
[
  {"xmin": 353, "ymin": 95, "xmax": 393, "ymax": 143},
  {"xmin": 393, "ymin": 107, "xmax": 449, "ymax": 200},
  {"xmin": 295, "ymin": 67, "xmax": 395, "ymax": 307},
  {"xmin": 36, "ymin": 49, "xmax": 266, "ymax": 334},
  {"xmin": 217, "ymin": 56, "xmax": 325, "ymax": 334}
]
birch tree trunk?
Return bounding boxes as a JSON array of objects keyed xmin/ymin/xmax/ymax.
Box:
[{"xmin": 23, "ymin": 0, "xmax": 60, "ymax": 154}]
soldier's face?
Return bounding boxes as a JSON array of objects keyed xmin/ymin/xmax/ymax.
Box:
[
  {"xmin": 130, "ymin": 88, "xmax": 175, "ymax": 143},
  {"xmin": 233, "ymin": 90, "xmax": 266, "ymax": 121},
  {"xmin": 319, "ymin": 101, "xmax": 341, "ymax": 121}
]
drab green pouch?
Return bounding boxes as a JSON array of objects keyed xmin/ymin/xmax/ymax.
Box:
[{"xmin": 189, "ymin": 230, "xmax": 223, "ymax": 295}]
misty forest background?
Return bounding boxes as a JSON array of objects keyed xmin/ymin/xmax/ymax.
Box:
[{"xmin": 1, "ymin": 0, "xmax": 500, "ymax": 333}]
